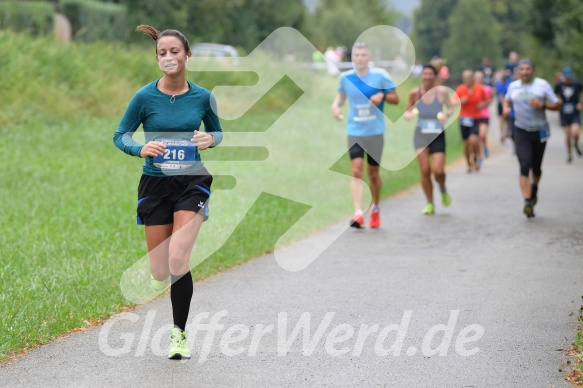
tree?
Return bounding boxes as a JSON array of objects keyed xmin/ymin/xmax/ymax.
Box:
[
  {"xmin": 528, "ymin": 0, "xmax": 558, "ymax": 49},
  {"xmin": 124, "ymin": 0, "xmax": 189, "ymax": 44},
  {"xmin": 185, "ymin": 0, "xmax": 305, "ymax": 53},
  {"xmin": 487, "ymin": 0, "xmax": 529, "ymax": 56},
  {"xmin": 317, "ymin": 0, "xmax": 395, "ymax": 26},
  {"xmin": 121, "ymin": 0, "xmax": 305, "ymax": 53},
  {"xmin": 553, "ymin": 0, "xmax": 583, "ymax": 75},
  {"xmin": 442, "ymin": 0, "xmax": 501, "ymax": 79},
  {"xmin": 525, "ymin": 0, "xmax": 583, "ymax": 78},
  {"xmin": 230, "ymin": 0, "xmax": 305, "ymax": 52},
  {"xmin": 305, "ymin": 0, "xmax": 397, "ymax": 49},
  {"xmin": 412, "ymin": 0, "xmax": 459, "ymax": 62}
]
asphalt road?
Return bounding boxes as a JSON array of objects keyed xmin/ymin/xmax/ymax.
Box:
[{"xmin": 1, "ymin": 112, "xmax": 582, "ymax": 387}]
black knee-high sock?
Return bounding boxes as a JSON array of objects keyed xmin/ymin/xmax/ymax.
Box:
[{"xmin": 170, "ymin": 271, "xmax": 193, "ymax": 332}]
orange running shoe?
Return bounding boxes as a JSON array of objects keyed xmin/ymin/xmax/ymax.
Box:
[
  {"xmin": 369, "ymin": 208, "xmax": 380, "ymax": 228},
  {"xmin": 350, "ymin": 214, "xmax": 365, "ymax": 229}
]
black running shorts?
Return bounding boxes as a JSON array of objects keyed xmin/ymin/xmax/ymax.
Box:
[
  {"xmin": 460, "ymin": 121, "xmax": 479, "ymax": 140},
  {"xmin": 136, "ymin": 168, "xmax": 213, "ymax": 225},
  {"xmin": 347, "ymin": 135, "xmax": 384, "ymax": 166},
  {"xmin": 559, "ymin": 112, "xmax": 581, "ymax": 127},
  {"xmin": 414, "ymin": 131, "xmax": 446, "ymax": 154}
]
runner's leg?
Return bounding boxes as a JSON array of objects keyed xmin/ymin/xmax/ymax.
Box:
[
  {"xmin": 367, "ymin": 164, "xmax": 381, "ymax": 207},
  {"xmin": 351, "ymin": 158, "xmax": 364, "ymax": 212},
  {"xmin": 564, "ymin": 125, "xmax": 572, "ymax": 159},
  {"xmin": 432, "ymin": 152, "xmax": 446, "ymax": 190},
  {"xmin": 417, "ymin": 148, "xmax": 433, "ymax": 203},
  {"xmin": 145, "ymin": 224, "xmax": 172, "ymax": 281}
]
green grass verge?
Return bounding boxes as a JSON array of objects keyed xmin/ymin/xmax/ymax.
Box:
[
  {"xmin": 564, "ymin": 306, "xmax": 583, "ymax": 385},
  {"xmin": 0, "ymin": 31, "xmax": 463, "ymax": 360}
]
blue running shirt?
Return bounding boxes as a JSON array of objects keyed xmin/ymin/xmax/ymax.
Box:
[{"xmin": 338, "ymin": 68, "xmax": 396, "ymax": 137}]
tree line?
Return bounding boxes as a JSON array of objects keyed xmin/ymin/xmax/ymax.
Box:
[
  {"xmin": 44, "ymin": 0, "xmax": 397, "ymax": 53},
  {"xmin": 412, "ymin": 0, "xmax": 583, "ymax": 79},
  {"xmin": 4, "ymin": 0, "xmax": 582, "ymax": 79}
]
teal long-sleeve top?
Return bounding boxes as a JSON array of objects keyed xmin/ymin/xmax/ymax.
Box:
[{"xmin": 113, "ymin": 80, "xmax": 223, "ymax": 176}]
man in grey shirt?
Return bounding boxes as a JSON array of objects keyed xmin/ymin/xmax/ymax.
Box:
[{"xmin": 503, "ymin": 59, "xmax": 560, "ymax": 218}]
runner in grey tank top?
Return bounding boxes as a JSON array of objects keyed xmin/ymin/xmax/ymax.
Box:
[{"xmin": 405, "ymin": 64, "xmax": 454, "ymax": 215}]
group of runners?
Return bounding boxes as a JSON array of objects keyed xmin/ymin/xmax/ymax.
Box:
[
  {"xmin": 113, "ymin": 27, "xmax": 580, "ymax": 359},
  {"xmin": 331, "ymin": 44, "xmax": 457, "ymax": 221},
  {"xmin": 331, "ymin": 45, "xmax": 580, "ymax": 223}
]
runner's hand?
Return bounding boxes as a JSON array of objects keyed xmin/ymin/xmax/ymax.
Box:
[
  {"xmin": 332, "ymin": 106, "xmax": 344, "ymax": 121},
  {"xmin": 192, "ymin": 130, "xmax": 214, "ymax": 150},
  {"xmin": 437, "ymin": 112, "xmax": 448, "ymax": 124},
  {"xmin": 477, "ymin": 101, "xmax": 489, "ymax": 110},
  {"xmin": 140, "ymin": 141, "xmax": 165, "ymax": 158},
  {"xmin": 502, "ymin": 105, "xmax": 511, "ymax": 117},
  {"xmin": 369, "ymin": 92, "xmax": 384, "ymax": 106},
  {"xmin": 403, "ymin": 110, "xmax": 415, "ymax": 121},
  {"xmin": 528, "ymin": 98, "xmax": 544, "ymax": 110}
]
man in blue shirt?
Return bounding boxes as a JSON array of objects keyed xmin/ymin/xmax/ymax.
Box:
[
  {"xmin": 331, "ymin": 42, "xmax": 399, "ymax": 229},
  {"xmin": 495, "ymin": 69, "xmax": 513, "ymax": 142}
]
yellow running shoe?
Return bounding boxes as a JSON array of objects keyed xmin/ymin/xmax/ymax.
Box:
[
  {"xmin": 150, "ymin": 275, "xmax": 170, "ymax": 292},
  {"xmin": 422, "ymin": 203, "xmax": 435, "ymax": 215},
  {"xmin": 168, "ymin": 328, "xmax": 191, "ymax": 360},
  {"xmin": 441, "ymin": 192, "xmax": 452, "ymax": 207}
]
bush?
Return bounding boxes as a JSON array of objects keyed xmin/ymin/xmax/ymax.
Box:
[
  {"xmin": 0, "ymin": 30, "xmax": 159, "ymax": 127},
  {"xmin": 60, "ymin": 0, "xmax": 127, "ymax": 43},
  {"xmin": 0, "ymin": 1, "xmax": 55, "ymax": 36}
]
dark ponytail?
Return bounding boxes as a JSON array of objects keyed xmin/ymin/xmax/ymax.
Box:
[
  {"xmin": 422, "ymin": 64, "xmax": 437, "ymax": 75},
  {"xmin": 135, "ymin": 24, "xmax": 191, "ymax": 53}
]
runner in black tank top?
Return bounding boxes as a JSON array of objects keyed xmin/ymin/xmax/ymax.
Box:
[{"xmin": 405, "ymin": 65, "xmax": 454, "ymax": 215}]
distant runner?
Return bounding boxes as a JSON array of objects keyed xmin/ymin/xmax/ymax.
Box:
[
  {"xmin": 479, "ymin": 56, "xmax": 495, "ymax": 87},
  {"xmin": 332, "ymin": 42, "xmax": 399, "ymax": 228},
  {"xmin": 495, "ymin": 69, "xmax": 512, "ymax": 142},
  {"xmin": 554, "ymin": 66, "xmax": 583, "ymax": 163},
  {"xmin": 474, "ymin": 70, "xmax": 494, "ymax": 158},
  {"xmin": 503, "ymin": 59, "xmax": 560, "ymax": 218},
  {"xmin": 505, "ymin": 51, "xmax": 519, "ymax": 74},
  {"xmin": 454, "ymin": 70, "xmax": 488, "ymax": 172},
  {"xmin": 404, "ymin": 64, "xmax": 454, "ymax": 215}
]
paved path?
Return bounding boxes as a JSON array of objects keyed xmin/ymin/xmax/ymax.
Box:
[{"xmin": 1, "ymin": 113, "xmax": 582, "ymax": 387}]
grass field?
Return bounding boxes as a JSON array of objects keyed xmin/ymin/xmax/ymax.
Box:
[{"xmin": 0, "ymin": 31, "xmax": 463, "ymax": 359}]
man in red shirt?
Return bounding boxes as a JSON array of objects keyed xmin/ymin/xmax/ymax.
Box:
[{"xmin": 454, "ymin": 70, "xmax": 488, "ymax": 172}]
